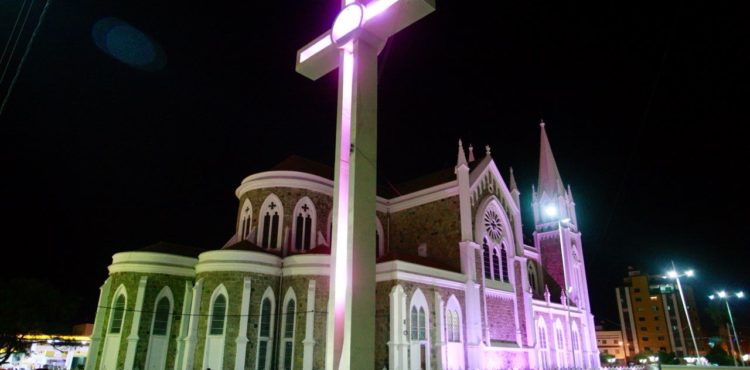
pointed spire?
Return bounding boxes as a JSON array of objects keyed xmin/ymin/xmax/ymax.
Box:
[
  {"xmin": 456, "ymin": 139, "xmax": 468, "ymax": 168},
  {"xmin": 538, "ymin": 120, "xmax": 563, "ymax": 197},
  {"xmin": 468, "ymin": 144, "xmax": 475, "ymax": 163},
  {"xmin": 509, "ymin": 167, "xmax": 518, "ymax": 191},
  {"xmin": 567, "ymin": 184, "xmax": 575, "ymax": 202}
]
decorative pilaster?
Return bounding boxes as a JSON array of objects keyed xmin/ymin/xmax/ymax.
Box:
[
  {"xmin": 181, "ymin": 278, "xmax": 203, "ymax": 370},
  {"xmin": 124, "ymin": 276, "xmax": 148, "ymax": 370},
  {"xmin": 173, "ymin": 281, "xmax": 193, "ymax": 370},
  {"xmin": 302, "ymin": 280, "xmax": 317, "ymax": 370},
  {"xmin": 85, "ymin": 278, "xmax": 111, "ymax": 370},
  {"xmin": 459, "ymin": 241, "xmax": 484, "ymax": 370},
  {"xmin": 234, "ymin": 277, "xmax": 252, "ymax": 370},
  {"xmin": 388, "ymin": 285, "xmax": 408, "ymax": 370},
  {"xmin": 434, "ymin": 291, "xmax": 446, "ymax": 369}
]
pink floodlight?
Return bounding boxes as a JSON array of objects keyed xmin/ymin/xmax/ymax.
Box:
[{"xmin": 331, "ymin": 4, "xmax": 364, "ymax": 45}]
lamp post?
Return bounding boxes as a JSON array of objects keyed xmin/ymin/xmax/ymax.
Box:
[
  {"xmin": 552, "ymin": 214, "xmax": 577, "ymax": 369},
  {"xmin": 664, "ymin": 262, "xmax": 701, "ymax": 364},
  {"xmin": 709, "ymin": 291, "xmax": 745, "ymax": 366}
]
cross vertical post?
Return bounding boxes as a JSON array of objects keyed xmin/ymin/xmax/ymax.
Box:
[{"xmin": 295, "ymin": 1, "xmax": 435, "ymax": 369}]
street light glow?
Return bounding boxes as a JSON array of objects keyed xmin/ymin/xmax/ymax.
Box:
[
  {"xmin": 544, "ymin": 205, "xmax": 558, "ymax": 217},
  {"xmin": 737, "ymin": 291, "xmax": 744, "ymax": 298},
  {"xmin": 718, "ymin": 291, "xmax": 727, "ymax": 298},
  {"xmin": 667, "ymin": 270, "xmax": 678, "ymax": 278},
  {"xmin": 685, "ymin": 270, "xmax": 694, "ymax": 277},
  {"xmin": 709, "ymin": 295, "xmax": 715, "ymax": 300}
]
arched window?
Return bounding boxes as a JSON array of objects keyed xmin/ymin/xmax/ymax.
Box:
[
  {"xmin": 280, "ymin": 289, "xmax": 297, "ymax": 370},
  {"xmin": 492, "ymin": 248, "xmax": 501, "ymax": 281},
  {"xmin": 239, "ymin": 199, "xmax": 252, "ymax": 240},
  {"xmin": 292, "ymin": 197, "xmax": 316, "ymax": 251},
  {"xmin": 445, "ymin": 310, "xmax": 453, "ymax": 342},
  {"xmin": 554, "ymin": 320, "xmax": 566, "ymax": 368},
  {"xmin": 500, "ymin": 244, "xmax": 509, "ymax": 282},
  {"xmin": 451, "ymin": 311, "xmax": 459, "ymax": 342},
  {"xmin": 256, "ymin": 288, "xmax": 275, "ymax": 370},
  {"xmin": 209, "ymin": 294, "xmax": 226, "ymax": 335},
  {"xmin": 145, "ymin": 287, "xmax": 173, "ymax": 370},
  {"xmin": 528, "ymin": 261, "xmax": 538, "ymax": 293},
  {"xmin": 537, "ymin": 319, "xmax": 550, "ymax": 370},
  {"xmin": 152, "ymin": 297, "xmax": 170, "ymax": 335},
  {"xmin": 483, "ymin": 238, "xmax": 492, "ymax": 279},
  {"xmin": 109, "ymin": 294, "xmax": 126, "ymax": 334},
  {"xmin": 572, "ymin": 323, "xmax": 583, "ymax": 367},
  {"xmin": 258, "ymin": 195, "xmax": 283, "ymax": 249}
]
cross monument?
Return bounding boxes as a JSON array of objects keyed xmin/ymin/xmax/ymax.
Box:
[{"xmin": 295, "ymin": 0, "xmax": 435, "ymax": 369}]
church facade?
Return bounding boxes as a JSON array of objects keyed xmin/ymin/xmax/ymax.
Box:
[{"xmin": 85, "ymin": 123, "xmax": 601, "ymax": 370}]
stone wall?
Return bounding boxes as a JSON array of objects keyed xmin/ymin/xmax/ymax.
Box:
[
  {"xmin": 193, "ymin": 271, "xmax": 279, "ymax": 370},
  {"xmin": 388, "ymin": 196, "xmax": 462, "ymax": 272},
  {"xmin": 376, "ymin": 280, "xmax": 466, "ymax": 370},
  {"xmin": 485, "ymin": 295, "xmax": 516, "ymax": 342},
  {"xmin": 238, "ymin": 187, "xmax": 333, "ymax": 249},
  {"xmin": 94, "ymin": 272, "xmax": 193, "ymax": 370}
]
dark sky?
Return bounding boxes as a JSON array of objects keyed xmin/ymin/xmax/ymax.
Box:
[{"xmin": 1, "ymin": 0, "xmax": 748, "ymax": 334}]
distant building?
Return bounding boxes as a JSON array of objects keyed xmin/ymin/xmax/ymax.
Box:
[
  {"xmin": 615, "ymin": 268, "xmax": 703, "ymax": 358},
  {"xmin": 595, "ymin": 326, "xmax": 626, "ymax": 364},
  {"xmin": 0, "ymin": 333, "xmax": 90, "ymax": 370}
]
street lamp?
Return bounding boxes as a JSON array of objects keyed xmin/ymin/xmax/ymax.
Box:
[
  {"xmin": 709, "ymin": 290, "xmax": 745, "ymax": 366},
  {"xmin": 554, "ymin": 215, "xmax": 577, "ymax": 369},
  {"xmin": 663, "ymin": 262, "xmax": 701, "ymax": 364}
]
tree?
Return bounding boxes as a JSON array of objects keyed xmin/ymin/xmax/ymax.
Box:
[
  {"xmin": 705, "ymin": 345, "xmax": 733, "ymax": 366},
  {"xmin": 0, "ymin": 278, "xmax": 78, "ymax": 366}
]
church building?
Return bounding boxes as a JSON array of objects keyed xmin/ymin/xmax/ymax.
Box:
[{"xmin": 84, "ymin": 122, "xmax": 601, "ymax": 370}]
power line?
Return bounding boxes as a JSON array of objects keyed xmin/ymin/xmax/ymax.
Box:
[{"xmin": 0, "ymin": 0, "xmax": 50, "ymax": 117}]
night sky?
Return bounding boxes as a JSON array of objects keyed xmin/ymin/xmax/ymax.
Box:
[{"xmin": 1, "ymin": 0, "xmax": 748, "ymax": 334}]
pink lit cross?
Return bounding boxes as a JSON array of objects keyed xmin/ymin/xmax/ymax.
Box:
[{"xmin": 295, "ymin": 1, "xmax": 434, "ymax": 369}]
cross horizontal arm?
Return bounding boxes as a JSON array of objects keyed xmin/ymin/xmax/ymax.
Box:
[
  {"xmin": 296, "ymin": 31, "xmax": 339, "ymax": 80},
  {"xmin": 295, "ymin": 0, "xmax": 435, "ymax": 81}
]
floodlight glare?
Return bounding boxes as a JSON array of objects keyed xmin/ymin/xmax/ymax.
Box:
[
  {"xmin": 709, "ymin": 295, "xmax": 715, "ymax": 300},
  {"xmin": 718, "ymin": 291, "xmax": 727, "ymax": 298},
  {"xmin": 685, "ymin": 270, "xmax": 694, "ymax": 277},
  {"xmin": 667, "ymin": 270, "xmax": 678, "ymax": 278},
  {"xmin": 544, "ymin": 205, "xmax": 558, "ymax": 217},
  {"xmin": 331, "ymin": 4, "xmax": 365, "ymax": 45},
  {"xmin": 737, "ymin": 292, "xmax": 744, "ymax": 298}
]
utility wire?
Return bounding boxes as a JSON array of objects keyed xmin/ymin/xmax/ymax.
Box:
[
  {"xmin": 0, "ymin": 0, "xmax": 35, "ymax": 87},
  {"xmin": 0, "ymin": 0, "xmax": 29, "ymax": 69},
  {"xmin": 0, "ymin": 0, "xmax": 50, "ymax": 117}
]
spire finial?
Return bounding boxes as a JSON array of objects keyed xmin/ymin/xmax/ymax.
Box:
[
  {"xmin": 456, "ymin": 139, "xmax": 468, "ymax": 168},
  {"xmin": 468, "ymin": 144, "xmax": 475, "ymax": 162},
  {"xmin": 509, "ymin": 167, "xmax": 518, "ymax": 191},
  {"xmin": 540, "ymin": 119, "xmax": 545, "ymax": 128},
  {"xmin": 485, "ymin": 144, "xmax": 491, "ymax": 156}
]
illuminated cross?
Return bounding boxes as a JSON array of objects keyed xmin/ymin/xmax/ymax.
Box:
[{"xmin": 295, "ymin": 1, "xmax": 434, "ymax": 369}]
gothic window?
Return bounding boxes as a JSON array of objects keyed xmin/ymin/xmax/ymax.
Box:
[
  {"xmin": 151, "ymin": 297, "xmax": 170, "ymax": 335},
  {"xmin": 445, "ymin": 310, "xmax": 453, "ymax": 342},
  {"xmin": 492, "ymin": 248, "xmax": 501, "ymax": 281},
  {"xmin": 258, "ymin": 195, "xmax": 283, "ymax": 249},
  {"xmin": 209, "ymin": 294, "xmax": 226, "ymax": 335},
  {"xmin": 239, "ymin": 199, "xmax": 252, "ymax": 240},
  {"xmin": 109, "ymin": 294, "xmax": 126, "ymax": 334},
  {"xmin": 554, "ymin": 320, "xmax": 566, "ymax": 368},
  {"xmin": 483, "ymin": 238, "xmax": 492, "ymax": 279},
  {"xmin": 537, "ymin": 319, "xmax": 550, "ymax": 370},
  {"xmin": 280, "ymin": 292, "xmax": 296, "ymax": 370},
  {"xmin": 292, "ymin": 197, "xmax": 316, "ymax": 251},
  {"xmin": 528, "ymin": 261, "xmax": 539, "ymax": 293},
  {"xmin": 451, "ymin": 311, "xmax": 459, "ymax": 342},
  {"xmin": 409, "ymin": 289, "xmax": 429, "ymax": 342},
  {"xmin": 484, "ymin": 208, "xmax": 503, "ymax": 242},
  {"xmin": 256, "ymin": 291, "xmax": 274, "ymax": 370},
  {"xmin": 500, "ymin": 244, "xmax": 509, "ymax": 282}
]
